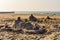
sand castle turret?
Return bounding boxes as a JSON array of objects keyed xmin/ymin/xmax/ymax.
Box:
[
  {"xmin": 29, "ymin": 14, "xmax": 37, "ymax": 22},
  {"xmin": 14, "ymin": 17, "xmax": 23, "ymax": 28}
]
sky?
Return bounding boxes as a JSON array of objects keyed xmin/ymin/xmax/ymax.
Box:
[{"xmin": 0, "ymin": 0, "xmax": 60, "ymax": 11}]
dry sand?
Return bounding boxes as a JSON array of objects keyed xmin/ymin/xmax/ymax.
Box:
[{"xmin": 0, "ymin": 14, "xmax": 60, "ymax": 19}]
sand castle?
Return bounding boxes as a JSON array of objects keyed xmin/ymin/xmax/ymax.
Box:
[{"xmin": 0, "ymin": 14, "xmax": 60, "ymax": 40}]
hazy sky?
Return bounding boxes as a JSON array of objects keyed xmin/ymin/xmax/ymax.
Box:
[{"xmin": 0, "ymin": 0, "xmax": 60, "ymax": 11}]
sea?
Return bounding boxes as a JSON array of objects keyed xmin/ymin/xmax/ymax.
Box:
[
  {"xmin": 0, "ymin": 11, "xmax": 60, "ymax": 14},
  {"xmin": 15, "ymin": 11, "xmax": 60, "ymax": 14}
]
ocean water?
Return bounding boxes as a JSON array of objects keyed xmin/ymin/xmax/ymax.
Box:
[
  {"xmin": 15, "ymin": 11, "xmax": 60, "ymax": 14},
  {"xmin": 0, "ymin": 11, "xmax": 60, "ymax": 14}
]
